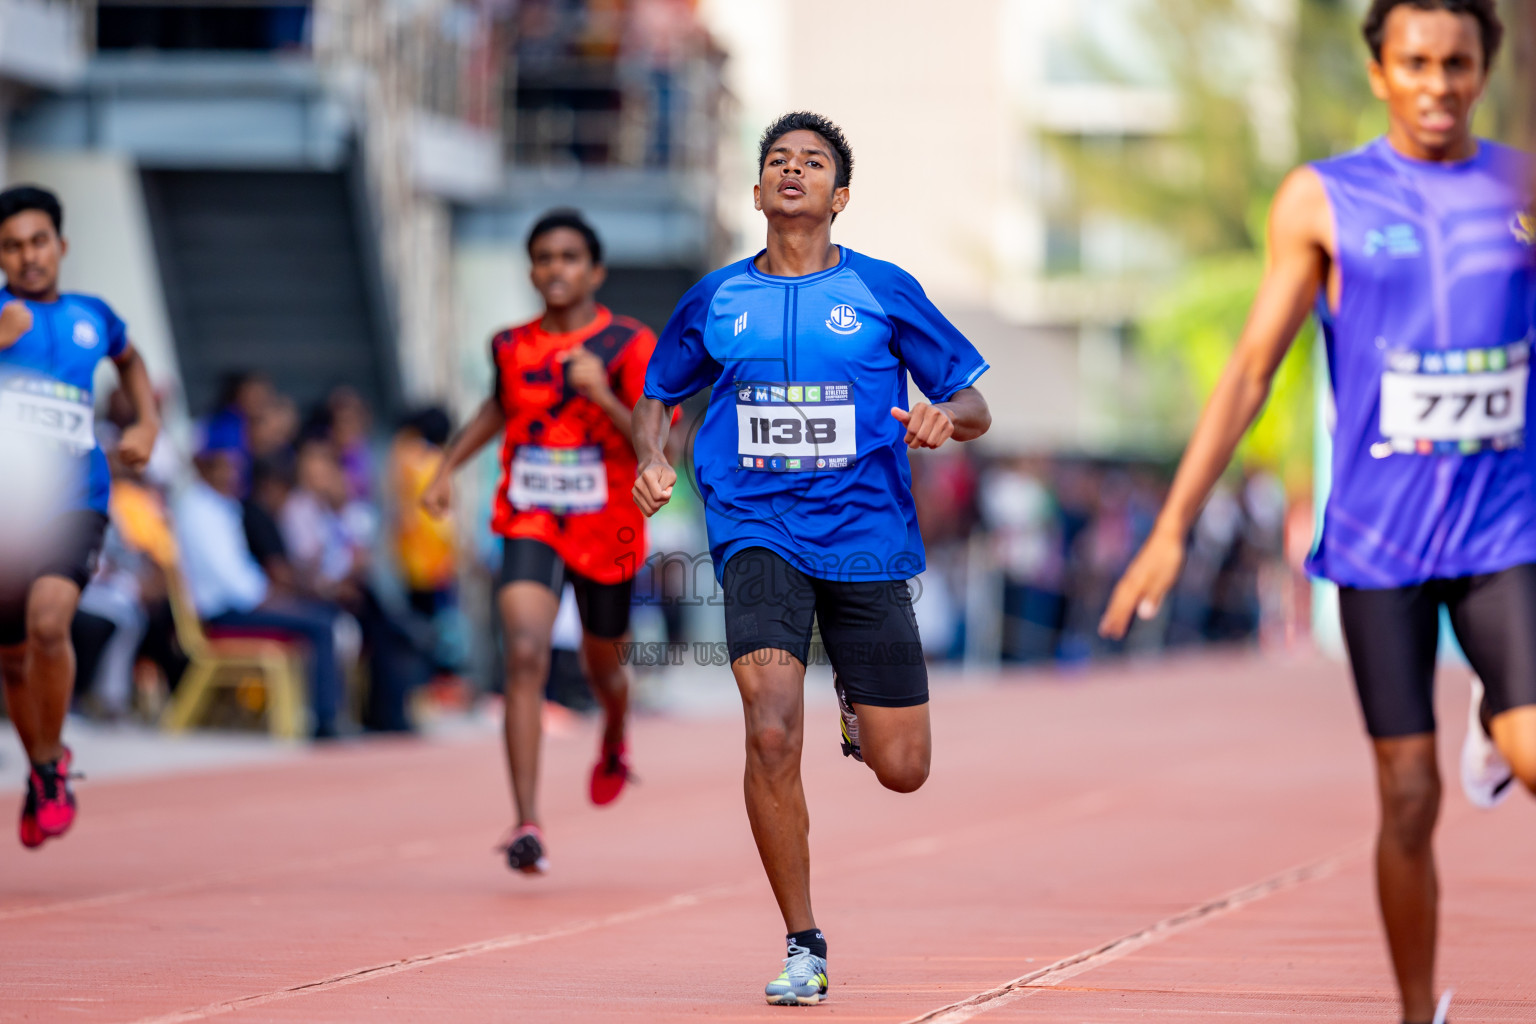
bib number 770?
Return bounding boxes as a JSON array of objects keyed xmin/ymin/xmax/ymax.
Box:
[{"xmin": 1379, "ymin": 364, "xmax": 1527, "ymax": 444}]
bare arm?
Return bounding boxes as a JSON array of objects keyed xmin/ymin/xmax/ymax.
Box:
[
  {"xmin": 1099, "ymin": 167, "xmax": 1331, "ymax": 639},
  {"xmin": 631, "ymin": 396, "xmax": 676, "ymax": 517},
  {"xmin": 891, "ymin": 386, "xmax": 991, "ymax": 449},
  {"xmin": 420, "ymin": 395, "xmax": 507, "ymax": 518},
  {"xmin": 112, "ymin": 344, "xmax": 161, "ymax": 472}
]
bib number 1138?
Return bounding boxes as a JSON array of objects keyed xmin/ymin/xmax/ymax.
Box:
[
  {"xmin": 736, "ymin": 381, "xmax": 856, "ymax": 472},
  {"xmin": 746, "ymin": 416, "xmax": 838, "ymax": 446}
]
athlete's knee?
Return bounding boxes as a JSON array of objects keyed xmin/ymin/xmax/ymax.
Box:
[
  {"xmin": 1377, "ymin": 766, "xmax": 1440, "ymax": 853},
  {"xmin": 872, "ymin": 757, "xmax": 928, "ymax": 794},
  {"xmin": 503, "ymin": 631, "xmax": 551, "ymax": 685},
  {"xmin": 1503, "ymin": 744, "xmax": 1536, "ymax": 795},
  {"xmin": 744, "ymin": 719, "xmax": 801, "ymax": 773},
  {"xmin": 26, "ymin": 601, "xmax": 73, "ymax": 652}
]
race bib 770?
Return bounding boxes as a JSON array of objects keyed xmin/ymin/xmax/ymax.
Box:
[
  {"xmin": 735, "ymin": 381, "xmax": 856, "ymax": 472},
  {"xmin": 1378, "ymin": 341, "xmax": 1528, "ymax": 455}
]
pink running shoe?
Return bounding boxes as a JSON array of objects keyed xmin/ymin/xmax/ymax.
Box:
[
  {"xmin": 20, "ymin": 748, "xmax": 76, "ymax": 849},
  {"xmin": 589, "ymin": 741, "xmax": 633, "ymax": 806}
]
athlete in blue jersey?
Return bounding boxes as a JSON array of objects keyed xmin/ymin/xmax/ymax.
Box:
[
  {"xmin": 0, "ymin": 186, "xmax": 159, "ymax": 849},
  {"xmin": 1100, "ymin": 4, "xmax": 1532, "ymax": 1022},
  {"xmin": 633, "ymin": 112, "xmax": 991, "ymax": 1006}
]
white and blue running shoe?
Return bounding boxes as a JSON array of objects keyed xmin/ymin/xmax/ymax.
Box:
[{"xmin": 765, "ymin": 940, "xmax": 829, "ymax": 1006}]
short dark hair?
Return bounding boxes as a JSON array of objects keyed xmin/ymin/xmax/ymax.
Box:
[
  {"xmin": 1362, "ymin": 0, "xmax": 1503, "ymax": 68},
  {"xmin": 758, "ymin": 111, "xmax": 854, "ymax": 192},
  {"xmin": 0, "ymin": 185, "xmax": 63, "ymax": 235},
  {"xmin": 526, "ymin": 208, "xmax": 603, "ymax": 265}
]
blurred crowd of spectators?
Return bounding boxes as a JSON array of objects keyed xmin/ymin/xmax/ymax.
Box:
[
  {"xmin": 73, "ymin": 374, "xmax": 465, "ymax": 738},
  {"xmin": 511, "ymin": 0, "xmax": 719, "ymax": 167},
  {"xmin": 910, "ymin": 450, "xmax": 1315, "ymax": 667},
  {"xmin": 70, "ymin": 372, "xmax": 1315, "ymax": 738}
]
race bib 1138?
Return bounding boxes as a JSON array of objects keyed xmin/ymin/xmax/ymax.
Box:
[
  {"xmin": 735, "ymin": 381, "xmax": 856, "ymax": 472},
  {"xmin": 1378, "ymin": 341, "xmax": 1529, "ymax": 455}
]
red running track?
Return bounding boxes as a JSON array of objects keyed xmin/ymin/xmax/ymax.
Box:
[{"xmin": 3, "ymin": 651, "xmax": 1534, "ymax": 1023}]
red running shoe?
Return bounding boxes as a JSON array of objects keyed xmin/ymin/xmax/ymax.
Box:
[
  {"xmin": 589, "ymin": 741, "xmax": 633, "ymax": 806},
  {"xmin": 20, "ymin": 748, "xmax": 76, "ymax": 849}
]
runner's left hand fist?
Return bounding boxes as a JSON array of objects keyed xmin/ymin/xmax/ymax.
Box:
[
  {"xmin": 891, "ymin": 403, "xmax": 954, "ymax": 450},
  {"xmin": 558, "ymin": 349, "xmax": 611, "ymax": 401},
  {"xmin": 117, "ymin": 421, "xmax": 158, "ymax": 472}
]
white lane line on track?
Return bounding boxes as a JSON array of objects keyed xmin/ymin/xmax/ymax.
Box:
[
  {"xmin": 902, "ymin": 838, "xmax": 1373, "ymax": 1024},
  {"xmin": 0, "ymin": 840, "xmax": 446, "ymax": 924},
  {"xmin": 116, "ymin": 798, "xmax": 1056, "ymax": 1024},
  {"xmin": 122, "ymin": 881, "xmax": 753, "ymax": 1024}
]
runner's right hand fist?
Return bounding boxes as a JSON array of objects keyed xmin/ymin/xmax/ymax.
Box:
[
  {"xmin": 1098, "ymin": 531, "xmax": 1186, "ymax": 640},
  {"xmin": 420, "ymin": 475, "xmax": 453, "ymax": 519},
  {"xmin": 0, "ymin": 300, "xmax": 32, "ymax": 350},
  {"xmin": 633, "ymin": 459, "xmax": 676, "ymax": 517}
]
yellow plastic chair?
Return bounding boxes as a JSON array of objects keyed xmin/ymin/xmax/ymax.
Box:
[{"xmin": 157, "ymin": 559, "xmax": 308, "ymax": 741}]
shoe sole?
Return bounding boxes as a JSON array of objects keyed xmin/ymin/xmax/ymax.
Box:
[{"xmin": 765, "ymin": 992, "xmax": 827, "ymax": 1006}]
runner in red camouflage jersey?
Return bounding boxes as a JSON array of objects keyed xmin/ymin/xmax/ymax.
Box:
[{"xmin": 423, "ymin": 210, "xmax": 668, "ymax": 875}]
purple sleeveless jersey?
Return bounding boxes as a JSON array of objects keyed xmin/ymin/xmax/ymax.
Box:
[{"xmin": 1306, "ymin": 138, "xmax": 1536, "ymax": 588}]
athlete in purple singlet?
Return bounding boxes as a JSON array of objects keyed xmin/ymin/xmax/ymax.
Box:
[{"xmin": 1099, "ymin": 3, "xmax": 1534, "ymax": 1023}]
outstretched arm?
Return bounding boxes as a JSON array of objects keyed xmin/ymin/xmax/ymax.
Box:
[
  {"xmin": 1099, "ymin": 167, "xmax": 1331, "ymax": 640},
  {"xmin": 631, "ymin": 397, "xmax": 677, "ymax": 517},
  {"xmin": 112, "ymin": 344, "xmax": 161, "ymax": 472},
  {"xmin": 420, "ymin": 395, "xmax": 506, "ymax": 518}
]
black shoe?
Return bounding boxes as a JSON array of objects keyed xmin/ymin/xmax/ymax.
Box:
[{"xmin": 501, "ymin": 825, "xmax": 549, "ymax": 875}]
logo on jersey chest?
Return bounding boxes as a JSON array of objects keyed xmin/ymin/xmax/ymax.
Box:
[
  {"xmin": 825, "ymin": 304, "xmax": 862, "ymax": 336},
  {"xmin": 1364, "ymin": 224, "xmax": 1422, "ymax": 259},
  {"xmin": 72, "ymin": 320, "xmax": 98, "ymax": 349},
  {"xmin": 1514, "ymin": 210, "xmax": 1535, "ymax": 247}
]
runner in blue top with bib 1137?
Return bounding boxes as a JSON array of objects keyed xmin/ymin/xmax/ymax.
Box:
[
  {"xmin": 0, "ymin": 185, "xmax": 160, "ymax": 850},
  {"xmin": 632, "ymin": 112, "xmax": 991, "ymax": 1007}
]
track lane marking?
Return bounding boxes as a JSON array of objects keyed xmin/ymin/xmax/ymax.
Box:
[
  {"xmin": 115, "ymin": 795, "xmax": 1118, "ymax": 1024},
  {"xmin": 902, "ymin": 839, "xmax": 1373, "ymax": 1023},
  {"xmin": 0, "ymin": 840, "xmax": 446, "ymax": 924},
  {"xmin": 123, "ymin": 881, "xmax": 754, "ymax": 1024}
]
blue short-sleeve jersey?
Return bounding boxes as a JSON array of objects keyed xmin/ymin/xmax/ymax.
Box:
[
  {"xmin": 645, "ymin": 247, "xmax": 989, "ymax": 582},
  {"xmin": 0, "ymin": 288, "xmax": 130, "ymax": 514}
]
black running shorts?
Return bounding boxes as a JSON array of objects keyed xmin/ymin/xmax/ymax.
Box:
[
  {"xmin": 0, "ymin": 509, "xmax": 109, "ymax": 647},
  {"xmin": 1338, "ymin": 562, "xmax": 1536, "ymax": 738},
  {"xmin": 722, "ymin": 547, "xmax": 928, "ymax": 709},
  {"xmin": 499, "ymin": 538, "xmax": 632, "ymax": 640}
]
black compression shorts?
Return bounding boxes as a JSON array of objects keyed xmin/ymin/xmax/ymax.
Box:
[
  {"xmin": 0, "ymin": 509, "xmax": 109, "ymax": 647},
  {"xmin": 1338, "ymin": 562, "xmax": 1536, "ymax": 738},
  {"xmin": 722, "ymin": 547, "xmax": 928, "ymax": 709},
  {"xmin": 499, "ymin": 537, "xmax": 632, "ymax": 640}
]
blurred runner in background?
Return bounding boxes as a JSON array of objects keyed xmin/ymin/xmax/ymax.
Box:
[
  {"xmin": 422, "ymin": 209, "xmax": 666, "ymax": 876},
  {"xmin": 1100, "ymin": 4, "xmax": 1534, "ymax": 1023},
  {"xmin": 0, "ymin": 184, "xmax": 159, "ymax": 848}
]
